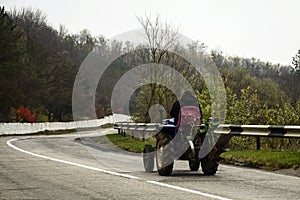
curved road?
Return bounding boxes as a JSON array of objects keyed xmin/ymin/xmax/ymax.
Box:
[{"xmin": 0, "ymin": 129, "xmax": 299, "ymax": 199}]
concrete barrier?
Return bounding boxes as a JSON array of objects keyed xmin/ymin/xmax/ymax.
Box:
[{"xmin": 0, "ymin": 114, "xmax": 131, "ymax": 136}]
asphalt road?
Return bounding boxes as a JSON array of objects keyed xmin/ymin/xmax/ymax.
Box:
[{"xmin": 0, "ymin": 129, "xmax": 299, "ymax": 200}]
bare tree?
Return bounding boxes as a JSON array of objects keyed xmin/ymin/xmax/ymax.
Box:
[
  {"xmin": 137, "ymin": 14, "xmax": 179, "ymax": 56},
  {"xmin": 130, "ymin": 14, "xmax": 180, "ymax": 122}
]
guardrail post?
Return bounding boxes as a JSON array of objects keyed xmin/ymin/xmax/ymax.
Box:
[
  {"xmin": 256, "ymin": 136, "xmax": 261, "ymax": 150},
  {"xmin": 159, "ymin": 108, "xmax": 164, "ymax": 124}
]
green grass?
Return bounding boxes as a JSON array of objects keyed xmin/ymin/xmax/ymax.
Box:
[
  {"xmin": 220, "ymin": 150, "xmax": 300, "ymax": 171},
  {"xmin": 102, "ymin": 134, "xmax": 300, "ymax": 171},
  {"xmin": 104, "ymin": 134, "xmax": 156, "ymax": 153}
]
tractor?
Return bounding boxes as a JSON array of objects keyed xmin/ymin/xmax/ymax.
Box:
[{"xmin": 143, "ymin": 117, "xmax": 230, "ymax": 176}]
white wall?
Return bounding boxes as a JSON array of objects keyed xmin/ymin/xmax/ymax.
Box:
[{"xmin": 0, "ymin": 114, "xmax": 131, "ymax": 136}]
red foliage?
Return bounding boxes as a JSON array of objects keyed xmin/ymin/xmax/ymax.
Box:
[{"xmin": 16, "ymin": 106, "xmax": 36, "ymax": 123}]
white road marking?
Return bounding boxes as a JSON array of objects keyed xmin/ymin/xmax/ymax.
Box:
[
  {"xmin": 7, "ymin": 137, "xmax": 231, "ymax": 200},
  {"xmin": 7, "ymin": 138, "xmax": 140, "ymax": 180}
]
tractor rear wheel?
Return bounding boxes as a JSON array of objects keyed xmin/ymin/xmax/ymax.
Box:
[{"xmin": 201, "ymin": 148, "xmax": 219, "ymax": 175}]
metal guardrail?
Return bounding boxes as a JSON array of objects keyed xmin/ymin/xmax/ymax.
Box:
[
  {"xmin": 215, "ymin": 125, "xmax": 300, "ymax": 138},
  {"xmin": 214, "ymin": 125, "xmax": 300, "ymax": 150},
  {"xmin": 114, "ymin": 122, "xmax": 160, "ymax": 140},
  {"xmin": 114, "ymin": 122, "xmax": 300, "ymax": 138},
  {"xmin": 114, "ymin": 122, "xmax": 300, "ymax": 148}
]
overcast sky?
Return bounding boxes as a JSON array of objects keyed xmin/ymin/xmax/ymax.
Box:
[{"xmin": 2, "ymin": 0, "xmax": 299, "ymax": 66}]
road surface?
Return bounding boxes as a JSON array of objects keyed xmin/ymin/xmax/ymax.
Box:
[{"xmin": 0, "ymin": 129, "xmax": 299, "ymax": 199}]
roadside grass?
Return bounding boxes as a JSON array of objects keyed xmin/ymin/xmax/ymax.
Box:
[
  {"xmin": 103, "ymin": 134, "xmax": 300, "ymax": 171},
  {"xmin": 220, "ymin": 150, "xmax": 300, "ymax": 171},
  {"xmin": 104, "ymin": 134, "xmax": 156, "ymax": 153}
]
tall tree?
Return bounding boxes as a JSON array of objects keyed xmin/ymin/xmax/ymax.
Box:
[
  {"xmin": 0, "ymin": 6, "xmax": 27, "ymax": 121},
  {"xmin": 292, "ymin": 49, "xmax": 300, "ymax": 73}
]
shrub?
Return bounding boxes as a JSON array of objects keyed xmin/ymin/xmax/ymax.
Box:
[{"xmin": 16, "ymin": 106, "xmax": 36, "ymax": 123}]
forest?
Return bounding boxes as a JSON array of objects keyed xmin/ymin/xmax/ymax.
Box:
[{"xmin": 1, "ymin": 6, "xmax": 300, "ymax": 127}]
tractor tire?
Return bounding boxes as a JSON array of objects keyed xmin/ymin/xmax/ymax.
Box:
[
  {"xmin": 187, "ymin": 146, "xmax": 200, "ymax": 171},
  {"xmin": 156, "ymin": 132, "xmax": 174, "ymax": 176},
  {"xmin": 189, "ymin": 159, "xmax": 200, "ymax": 171},
  {"xmin": 143, "ymin": 144, "xmax": 155, "ymax": 172},
  {"xmin": 201, "ymin": 148, "xmax": 219, "ymax": 175}
]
